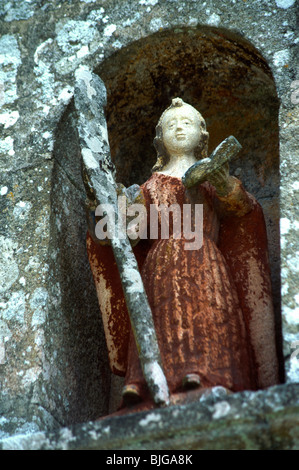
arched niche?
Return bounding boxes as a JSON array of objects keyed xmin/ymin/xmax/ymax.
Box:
[
  {"xmin": 96, "ymin": 26, "xmax": 283, "ymax": 381},
  {"xmin": 50, "ymin": 25, "xmax": 283, "ymax": 424}
]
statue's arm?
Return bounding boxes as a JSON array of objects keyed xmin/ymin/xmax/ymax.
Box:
[{"xmin": 206, "ymin": 163, "xmax": 254, "ymax": 217}]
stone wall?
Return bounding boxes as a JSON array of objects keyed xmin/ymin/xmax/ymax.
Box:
[{"xmin": 0, "ymin": 0, "xmax": 298, "ymax": 447}]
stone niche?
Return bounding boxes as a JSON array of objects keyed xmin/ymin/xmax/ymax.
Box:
[{"xmin": 50, "ymin": 24, "xmax": 284, "ymax": 427}]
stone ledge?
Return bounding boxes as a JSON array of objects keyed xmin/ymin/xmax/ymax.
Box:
[{"xmin": 1, "ymin": 383, "xmax": 299, "ymax": 450}]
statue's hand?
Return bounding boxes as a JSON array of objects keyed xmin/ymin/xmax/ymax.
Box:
[{"xmin": 207, "ymin": 163, "xmax": 236, "ymax": 197}]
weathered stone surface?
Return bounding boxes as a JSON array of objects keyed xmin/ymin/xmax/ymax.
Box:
[
  {"xmin": 0, "ymin": 0, "xmax": 298, "ymax": 446},
  {"xmin": 1, "ymin": 383, "xmax": 299, "ymax": 450}
]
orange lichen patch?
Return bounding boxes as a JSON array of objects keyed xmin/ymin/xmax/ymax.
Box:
[{"xmin": 6, "ymin": 192, "xmax": 15, "ymax": 200}]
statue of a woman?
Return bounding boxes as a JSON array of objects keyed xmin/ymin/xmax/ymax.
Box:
[{"xmin": 86, "ymin": 98, "xmax": 280, "ymax": 410}]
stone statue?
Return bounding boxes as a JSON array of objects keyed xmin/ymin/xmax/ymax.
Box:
[{"xmin": 85, "ymin": 96, "xmax": 280, "ymax": 412}]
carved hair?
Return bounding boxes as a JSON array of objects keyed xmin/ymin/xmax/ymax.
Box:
[{"xmin": 152, "ymin": 98, "xmax": 209, "ymax": 172}]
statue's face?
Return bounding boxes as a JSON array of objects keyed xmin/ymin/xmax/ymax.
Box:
[{"xmin": 161, "ymin": 104, "xmax": 202, "ymax": 156}]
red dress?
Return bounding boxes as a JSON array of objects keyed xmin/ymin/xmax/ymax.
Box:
[{"xmin": 87, "ymin": 173, "xmax": 279, "ymax": 403}]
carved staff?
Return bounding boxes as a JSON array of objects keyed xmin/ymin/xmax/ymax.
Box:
[{"xmin": 74, "ymin": 68, "xmax": 169, "ymax": 406}]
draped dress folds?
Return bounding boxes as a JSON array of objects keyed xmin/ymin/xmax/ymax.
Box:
[
  {"xmin": 86, "ymin": 172, "xmax": 279, "ymax": 403},
  {"xmin": 124, "ymin": 172, "xmax": 257, "ymax": 397}
]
